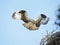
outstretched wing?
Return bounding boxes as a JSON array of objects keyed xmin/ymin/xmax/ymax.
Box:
[
  {"xmin": 40, "ymin": 16, "xmax": 49, "ymax": 25},
  {"xmin": 35, "ymin": 14, "xmax": 49, "ymax": 27},
  {"xmin": 12, "ymin": 10, "xmax": 31, "ymax": 23}
]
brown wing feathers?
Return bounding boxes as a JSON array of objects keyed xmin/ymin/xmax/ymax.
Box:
[{"xmin": 12, "ymin": 10, "xmax": 49, "ymax": 30}]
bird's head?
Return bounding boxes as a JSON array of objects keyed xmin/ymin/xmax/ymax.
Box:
[{"xmin": 12, "ymin": 10, "xmax": 26, "ymax": 20}]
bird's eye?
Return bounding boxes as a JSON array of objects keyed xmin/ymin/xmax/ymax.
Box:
[
  {"xmin": 19, "ymin": 11, "xmax": 21, "ymax": 13},
  {"xmin": 19, "ymin": 10, "xmax": 26, "ymax": 14}
]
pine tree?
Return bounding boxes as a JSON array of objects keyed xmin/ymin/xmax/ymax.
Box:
[{"xmin": 55, "ymin": 6, "xmax": 60, "ymax": 26}]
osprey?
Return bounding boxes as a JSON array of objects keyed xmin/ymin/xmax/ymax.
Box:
[{"xmin": 12, "ymin": 10, "xmax": 49, "ymax": 30}]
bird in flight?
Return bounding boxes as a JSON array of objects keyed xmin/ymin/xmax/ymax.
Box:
[{"xmin": 12, "ymin": 10, "xmax": 49, "ymax": 30}]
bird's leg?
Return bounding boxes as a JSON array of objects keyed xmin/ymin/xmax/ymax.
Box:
[
  {"xmin": 23, "ymin": 22, "xmax": 39, "ymax": 30},
  {"xmin": 28, "ymin": 23, "xmax": 39, "ymax": 30},
  {"xmin": 23, "ymin": 23, "xmax": 30, "ymax": 29}
]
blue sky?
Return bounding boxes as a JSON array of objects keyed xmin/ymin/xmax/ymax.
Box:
[{"xmin": 0, "ymin": 0, "xmax": 60, "ymax": 45}]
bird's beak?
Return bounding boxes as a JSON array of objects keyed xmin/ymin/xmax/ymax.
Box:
[{"xmin": 12, "ymin": 12, "xmax": 16, "ymax": 19}]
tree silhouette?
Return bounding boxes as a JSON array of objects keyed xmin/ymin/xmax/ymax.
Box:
[
  {"xmin": 55, "ymin": 6, "xmax": 60, "ymax": 27},
  {"xmin": 40, "ymin": 5, "xmax": 60, "ymax": 45}
]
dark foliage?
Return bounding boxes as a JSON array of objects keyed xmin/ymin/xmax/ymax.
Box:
[
  {"xmin": 46, "ymin": 31, "xmax": 60, "ymax": 45},
  {"xmin": 55, "ymin": 7, "xmax": 60, "ymax": 26}
]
